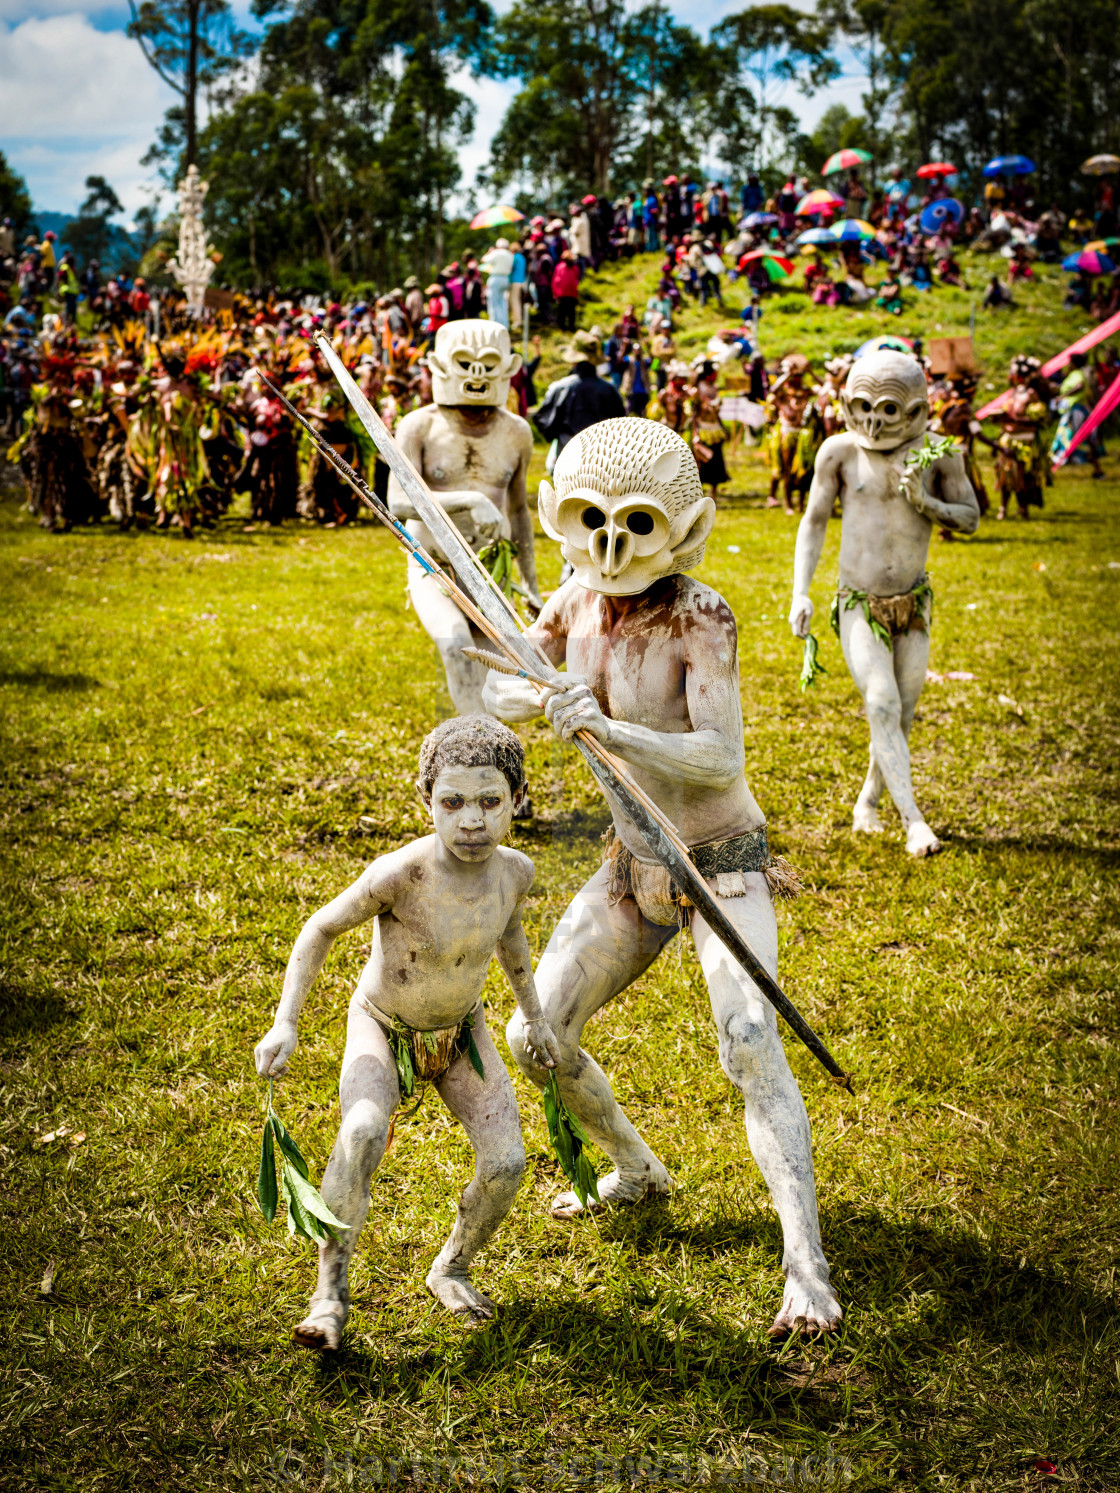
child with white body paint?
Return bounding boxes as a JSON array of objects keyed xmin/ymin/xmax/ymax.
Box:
[{"xmin": 254, "ymin": 716, "xmax": 559, "ymax": 1348}]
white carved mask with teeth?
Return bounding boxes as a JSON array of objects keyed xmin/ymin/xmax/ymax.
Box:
[
  {"xmin": 428, "ymin": 319, "xmax": 522, "ymax": 408},
  {"xmin": 841, "ymin": 349, "xmax": 929, "ymax": 450},
  {"xmin": 538, "ymin": 418, "xmax": 716, "ymax": 596}
]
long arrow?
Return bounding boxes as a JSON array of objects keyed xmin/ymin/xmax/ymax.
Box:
[{"xmin": 307, "ymin": 335, "xmax": 852, "ymax": 1090}]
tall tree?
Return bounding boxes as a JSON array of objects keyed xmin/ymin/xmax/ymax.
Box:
[
  {"xmin": 711, "ymin": 5, "xmax": 839, "ymax": 169},
  {"xmin": 874, "ymin": 0, "xmax": 1120, "ymax": 200},
  {"xmin": 484, "ymin": 0, "xmax": 635, "ymax": 196},
  {"xmin": 0, "ymin": 152, "xmax": 33, "ymax": 237},
  {"xmin": 128, "ymin": 0, "xmax": 252, "ymax": 169},
  {"xmin": 816, "ymin": 0, "xmax": 892, "ymax": 174},
  {"xmin": 482, "ymin": 0, "xmax": 741, "ymax": 200},
  {"xmin": 66, "ymin": 176, "xmax": 125, "ymax": 268},
  {"xmin": 198, "ymin": 0, "xmax": 490, "ymax": 287}
]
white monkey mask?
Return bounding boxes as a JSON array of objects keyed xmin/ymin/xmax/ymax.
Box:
[
  {"xmin": 841, "ymin": 349, "xmax": 929, "ymax": 451},
  {"xmin": 538, "ymin": 418, "xmax": 715, "ymax": 596},
  {"xmin": 428, "ymin": 319, "xmax": 522, "ymax": 408}
]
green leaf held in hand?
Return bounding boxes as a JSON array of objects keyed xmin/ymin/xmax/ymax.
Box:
[
  {"xmin": 257, "ymin": 1116, "xmax": 277, "ymax": 1223},
  {"xmin": 543, "ymin": 1071, "xmax": 599, "ymax": 1208},
  {"xmin": 256, "ymin": 1080, "xmax": 349, "ymax": 1245},
  {"xmin": 799, "ymin": 632, "xmax": 826, "ymax": 692},
  {"xmin": 905, "ymin": 434, "xmax": 959, "ymax": 472}
]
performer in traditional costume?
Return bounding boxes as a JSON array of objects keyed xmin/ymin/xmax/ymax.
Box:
[
  {"xmin": 486, "ymin": 418, "xmax": 842, "ymax": 1338},
  {"xmin": 128, "ymin": 342, "xmax": 213, "ymax": 537},
  {"xmin": 298, "ymin": 363, "xmax": 363, "ymax": 526},
  {"xmin": 95, "ymin": 323, "xmax": 150, "ymax": 527},
  {"xmin": 929, "ymin": 371, "xmax": 991, "ymax": 523},
  {"xmin": 993, "ymin": 356, "xmax": 1051, "ymax": 520},
  {"xmin": 647, "ymin": 360, "xmax": 690, "ymax": 433},
  {"xmin": 238, "ymin": 366, "xmax": 300, "ymax": 524},
  {"xmin": 763, "ymin": 354, "xmax": 819, "ymax": 514},
  {"xmin": 1050, "ymin": 352, "xmax": 1103, "ymax": 476},
  {"xmin": 7, "ymin": 350, "xmax": 99, "ymax": 531},
  {"xmin": 814, "ymin": 356, "xmax": 852, "ymax": 438},
  {"xmin": 688, "ymin": 358, "xmax": 730, "ymax": 498}
]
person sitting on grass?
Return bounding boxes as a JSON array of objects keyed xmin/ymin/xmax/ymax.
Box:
[
  {"xmin": 982, "ymin": 274, "xmax": 1015, "ymax": 311},
  {"xmin": 1008, "ymin": 243, "xmax": 1034, "ymax": 283},
  {"xmin": 253, "ymin": 716, "xmax": 560, "ymax": 1349},
  {"xmin": 875, "ymin": 272, "xmax": 904, "ymax": 315},
  {"xmin": 936, "ymin": 249, "xmax": 966, "ymax": 288}
]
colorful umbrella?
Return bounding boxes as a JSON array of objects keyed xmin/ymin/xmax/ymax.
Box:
[
  {"xmin": 795, "ymin": 189, "xmax": 845, "ymax": 217},
  {"xmin": 794, "ymin": 228, "xmax": 837, "ymax": 247},
  {"xmin": 854, "ymin": 335, "xmax": 914, "ymax": 358},
  {"xmin": 919, "ymin": 198, "xmax": 964, "ymax": 233},
  {"xmin": 917, "ymin": 162, "xmax": 957, "ymax": 179},
  {"xmin": 982, "ymin": 155, "xmax": 1035, "ymax": 177},
  {"xmin": 1062, "ymin": 250, "xmax": 1116, "ymax": 275},
  {"xmin": 741, "ymin": 249, "xmax": 795, "ymax": 278},
  {"xmin": 830, "ymin": 218, "xmax": 876, "ymax": 242},
  {"xmin": 822, "ymin": 148, "xmax": 872, "ymax": 175},
  {"xmin": 1081, "ymin": 154, "xmax": 1120, "ymax": 176},
  {"xmin": 469, "ymin": 204, "xmax": 525, "ymax": 229},
  {"xmin": 742, "ymin": 211, "xmax": 778, "ymax": 228},
  {"xmin": 1086, "ymin": 237, "xmax": 1120, "ymax": 251}
]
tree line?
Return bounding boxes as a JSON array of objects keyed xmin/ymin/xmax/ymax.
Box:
[{"xmin": 11, "ymin": 0, "xmax": 1119, "ymax": 292}]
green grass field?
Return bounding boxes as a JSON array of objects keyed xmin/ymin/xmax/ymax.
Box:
[{"xmin": 2, "ymin": 256, "xmax": 1119, "ymax": 1491}]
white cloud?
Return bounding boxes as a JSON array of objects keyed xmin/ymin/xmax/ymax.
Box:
[
  {"xmin": 448, "ymin": 69, "xmax": 518, "ymax": 202},
  {"xmin": 0, "ymin": 2, "xmax": 872, "ymax": 224},
  {"xmin": 0, "ymin": 12, "xmax": 174, "ymax": 213}
]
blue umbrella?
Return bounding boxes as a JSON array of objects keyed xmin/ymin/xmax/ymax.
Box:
[
  {"xmin": 795, "ymin": 227, "xmax": 836, "ymax": 247},
  {"xmin": 919, "ymin": 198, "xmax": 964, "ymax": 234},
  {"xmin": 742, "ymin": 212, "xmax": 778, "ymax": 228},
  {"xmin": 983, "ymin": 154, "xmax": 1035, "ymax": 177}
]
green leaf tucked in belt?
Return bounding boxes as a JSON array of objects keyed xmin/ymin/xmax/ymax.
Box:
[{"xmin": 477, "ymin": 536, "xmax": 519, "ymax": 596}]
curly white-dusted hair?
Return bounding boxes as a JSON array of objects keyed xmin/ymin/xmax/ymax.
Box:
[{"xmin": 418, "ymin": 715, "xmax": 525, "ymax": 797}]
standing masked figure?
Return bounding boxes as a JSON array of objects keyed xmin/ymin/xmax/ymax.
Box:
[
  {"xmin": 390, "ymin": 320, "xmax": 537, "ymax": 715},
  {"xmin": 485, "ymin": 418, "xmax": 841, "ymax": 1338},
  {"xmin": 788, "ymin": 351, "xmax": 980, "ymax": 857}
]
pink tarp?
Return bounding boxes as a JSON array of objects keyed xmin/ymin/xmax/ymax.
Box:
[
  {"xmin": 1050, "ymin": 373, "xmax": 1120, "ymax": 468},
  {"xmin": 975, "ymin": 307, "xmax": 1120, "ymax": 420}
]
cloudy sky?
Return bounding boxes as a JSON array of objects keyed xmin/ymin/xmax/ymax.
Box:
[{"xmin": 0, "ymin": 0, "xmax": 868, "ymax": 223}]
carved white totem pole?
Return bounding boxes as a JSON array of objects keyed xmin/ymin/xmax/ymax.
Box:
[{"xmin": 168, "ymin": 164, "xmax": 215, "ymax": 317}]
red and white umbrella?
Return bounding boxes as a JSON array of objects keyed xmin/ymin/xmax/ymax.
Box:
[
  {"xmin": 917, "ymin": 162, "xmax": 958, "ymax": 179},
  {"xmin": 822, "ymin": 148, "xmax": 872, "ymax": 175}
]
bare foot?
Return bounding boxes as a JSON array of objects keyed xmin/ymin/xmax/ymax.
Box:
[
  {"xmin": 292, "ymin": 1295, "xmax": 347, "ymax": 1351},
  {"xmin": 852, "ymin": 801, "xmax": 884, "ymax": 834},
  {"xmin": 425, "ymin": 1266, "xmax": 495, "ymax": 1326},
  {"xmin": 550, "ymin": 1163, "xmax": 670, "ymax": 1220},
  {"xmin": 767, "ymin": 1261, "xmax": 842, "ymax": 1340},
  {"xmin": 905, "ymin": 820, "xmax": 941, "ymax": 857}
]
